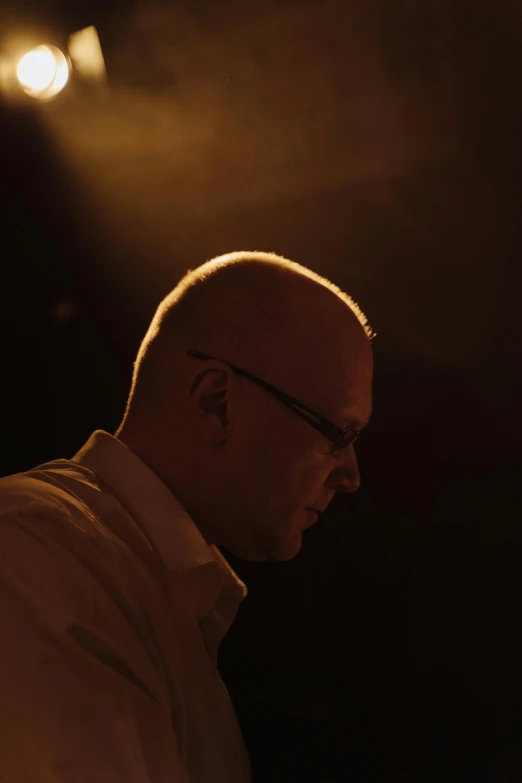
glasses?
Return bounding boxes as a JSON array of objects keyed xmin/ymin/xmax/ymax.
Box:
[{"xmin": 186, "ymin": 348, "xmax": 362, "ymax": 456}]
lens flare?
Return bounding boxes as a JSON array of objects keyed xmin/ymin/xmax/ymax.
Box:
[{"xmin": 16, "ymin": 45, "xmax": 69, "ymax": 100}]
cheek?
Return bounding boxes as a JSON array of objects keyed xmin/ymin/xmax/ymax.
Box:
[
  {"xmin": 269, "ymin": 450, "xmax": 332, "ymax": 516},
  {"xmin": 231, "ymin": 412, "xmax": 331, "ymax": 509}
]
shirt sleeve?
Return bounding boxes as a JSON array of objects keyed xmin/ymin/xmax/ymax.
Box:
[{"xmin": 0, "ymin": 510, "xmax": 190, "ymax": 783}]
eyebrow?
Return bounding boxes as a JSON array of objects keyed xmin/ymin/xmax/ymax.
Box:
[{"xmin": 343, "ymin": 416, "xmax": 371, "ymax": 431}]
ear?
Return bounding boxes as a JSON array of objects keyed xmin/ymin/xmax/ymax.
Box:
[{"xmin": 189, "ymin": 367, "xmax": 235, "ymax": 444}]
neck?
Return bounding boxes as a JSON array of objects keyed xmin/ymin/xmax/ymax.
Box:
[{"xmin": 115, "ymin": 422, "xmax": 219, "ymax": 548}]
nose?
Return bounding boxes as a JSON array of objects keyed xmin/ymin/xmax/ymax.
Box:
[{"xmin": 324, "ymin": 445, "xmax": 361, "ymax": 494}]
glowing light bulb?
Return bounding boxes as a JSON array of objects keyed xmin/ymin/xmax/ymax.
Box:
[
  {"xmin": 16, "ymin": 45, "xmax": 69, "ymax": 100},
  {"xmin": 17, "ymin": 47, "xmax": 57, "ymax": 91}
]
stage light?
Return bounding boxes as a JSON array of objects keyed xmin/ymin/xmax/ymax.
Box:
[
  {"xmin": 1, "ymin": 26, "xmax": 105, "ymax": 102},
  {"xmin": 16, "ymin": 44, "xmax": 69, "ymax": 100}
]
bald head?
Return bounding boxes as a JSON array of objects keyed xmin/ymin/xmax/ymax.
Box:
[
  {"xmin": 117, "ymin": 251, "xmax": 374, "ymax": 562},
  {"xmin": 124, "ymin": 250, "xmax": 373, "ymax": 418}
]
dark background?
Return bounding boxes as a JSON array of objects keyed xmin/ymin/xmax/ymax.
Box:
[{"xmin": 1, "ymin": 1, "xmax": 520, "ymax": 780}]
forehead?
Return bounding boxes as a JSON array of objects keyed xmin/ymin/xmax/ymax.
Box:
[
  {"xmin": 279, "ymin": 315, "xmax": 374, "ymax": 427},
  {"xmin": 310, "ymin": 299, "xmax": 373, "ymax": 413},
  {"xmin": 325, "ymin": 340, "xmax": 373, "ymax": 427},
  {"xmin": 225, "ymin": 274, "xmax": 374, "ymax": 422}
]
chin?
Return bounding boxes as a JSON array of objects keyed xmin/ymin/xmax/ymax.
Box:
[
  {"xmin": 227, "ymin": 522, "xmax": 304, "ymax": 563},
  {"xmin": 268, "ymin": 530, "xmax": 304, "ymax": 562},
  {"xmin": 230, "ymin": 539, "xmax": 301, "ymax": 563},
  {"xmin": 225, "ymin": 542, "xmax": 271, "ymax": 563}
]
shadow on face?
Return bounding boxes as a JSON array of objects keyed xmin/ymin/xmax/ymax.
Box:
[{"xmin": 210, "ymin": 316, "xmax": 373, "ymax": 562}]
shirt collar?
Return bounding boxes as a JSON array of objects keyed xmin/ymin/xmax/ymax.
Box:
[{"xmin": 71, "ymin": 430, "xmax": 247, "ymax": 623}]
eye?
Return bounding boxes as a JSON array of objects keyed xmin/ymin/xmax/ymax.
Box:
[{"xmin": 330, "ymin": 430, "xmax": 359, "ymax": 456}]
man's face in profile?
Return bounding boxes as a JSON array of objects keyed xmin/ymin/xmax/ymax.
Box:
[
  {"xmin": 220, "ymin": 329, "xmax": 373, "ymax": 563},
  {"xmin": 116, "ymin": 254, "xmax": 375, "ymax": 567}
]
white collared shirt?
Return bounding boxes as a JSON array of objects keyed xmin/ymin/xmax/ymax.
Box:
[{"xmin": 0, "ymin": 430, "xmax": 252, "ymax": 782}]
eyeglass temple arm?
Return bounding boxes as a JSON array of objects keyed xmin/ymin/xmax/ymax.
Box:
[{"xmin": 186, "ymin": 349, "xmax": 349, "ymax": 441}]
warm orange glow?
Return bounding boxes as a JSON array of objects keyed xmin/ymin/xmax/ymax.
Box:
[{"xmin": 16, "ymin": 45, "xmax": 69, "ymax": 100}]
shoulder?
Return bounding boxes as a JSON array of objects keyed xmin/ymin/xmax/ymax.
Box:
[
  {"xmin": 0, "ymin": 459, "xmax": 120, "ymax": 534},
  {"xmin": 0, "ymin": 462, "xmax": 127, "ymax": 580},
  {"xmin": 0, "ymin": 463, "xmax": 142, "ymax": 625},
  {"xmin": 0, "ymin": 472, "xmax": 165, "ymax": 705}
]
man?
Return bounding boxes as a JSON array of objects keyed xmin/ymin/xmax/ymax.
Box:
[{"xmin": 0, "ymin": 251, "xmax": 373, "ymax": 782}]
